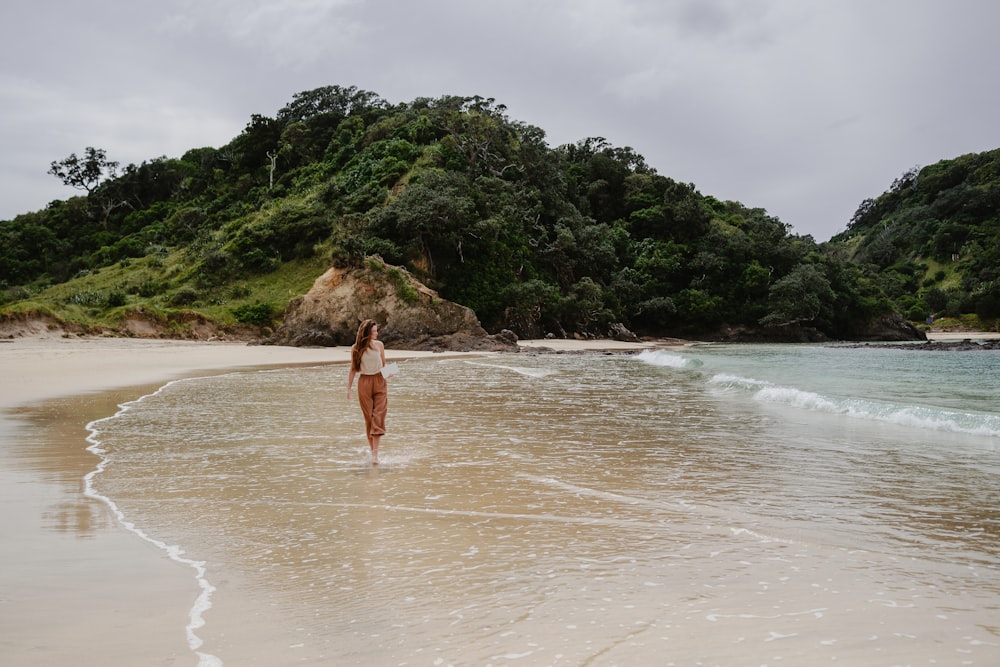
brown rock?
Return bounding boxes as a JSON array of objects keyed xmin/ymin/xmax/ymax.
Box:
[{"xmin": 265, "ymin": 257, "xmax": 517, "ymax": 351}]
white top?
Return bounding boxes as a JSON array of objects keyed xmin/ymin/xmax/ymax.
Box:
[{"xmin": 358, "ymin": 346, "xmax": 382, "ymax": 375}]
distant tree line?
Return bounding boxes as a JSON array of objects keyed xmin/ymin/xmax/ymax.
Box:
[
  {"xmin": 832, "ymin": 148, "xmax": 1000, "ymax": 322},
  {"xmin": 3, "ymin": 85, "xmax": 993, "ymax": 338}
]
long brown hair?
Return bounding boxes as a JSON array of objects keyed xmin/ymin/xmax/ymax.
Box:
[{"xmin": 351, "ymin": 319, "xmax": 377, "ymax": 371}]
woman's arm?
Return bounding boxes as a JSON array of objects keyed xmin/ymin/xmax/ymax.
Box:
[
  {"xmin": 377, "ymin": 340, "xmax": 386, "ymax": 366},
  {"xmin": 346, "ymin": 366, "xmax": 356, "ymax": 399}
]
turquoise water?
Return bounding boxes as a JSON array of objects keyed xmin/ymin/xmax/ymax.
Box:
[{"xmin": 85, "ymin": 343, "xmax": 1000, "ymax": 666}]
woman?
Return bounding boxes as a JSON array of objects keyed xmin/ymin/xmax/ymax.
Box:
[{"xmin": 346, "ymin": 319, "xmax": 387, "ymax": 464}]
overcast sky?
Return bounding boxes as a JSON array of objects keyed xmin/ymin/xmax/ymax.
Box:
[{"xmin": 2, "ymin": 0, "xmax": 998, "ymax": 241}]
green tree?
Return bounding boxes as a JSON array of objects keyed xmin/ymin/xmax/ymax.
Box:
[
  {"xmin": 760, "ymin": 264, "xmax": 835, "ymax": 327},
  {"xmin": 48, "ymin": 147, "xmax": 119, "ymax": 194},
  {"xmin": 367, "ymin": 170, "xmax": 477, "ymax": 277}
]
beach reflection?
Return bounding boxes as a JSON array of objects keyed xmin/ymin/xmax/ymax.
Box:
[
  {"xmin": 6, "ymin": 395, "xmax": 135, "ymax": 539},
  {"xmin": 0, "ymin": 387, "xmax": 198, "ymax": 667},
  {"xmin": 82, "ymin": 354, "xmax": 1000, "ymax": 665}
]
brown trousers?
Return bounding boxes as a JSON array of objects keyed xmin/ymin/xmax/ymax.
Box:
[{"xmin": 357, "ymin": 373, "xmax": 387, "ymax": 439}]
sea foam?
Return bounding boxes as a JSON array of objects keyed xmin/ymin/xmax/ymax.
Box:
[
  {"xmin": 708, "ymin": 373, "xmax": 1000, "ymax": 438},
  {"xmin": 636, "ymin": 349, "xmax": 701, "ymax": 369},
  {"xmin": 463, "ymin": 360, "xmax": 556, "ymax": 378}
]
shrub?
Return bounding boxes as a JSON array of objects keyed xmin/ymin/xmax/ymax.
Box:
[
  {"xmin": 387, "ymin": 265, "xmax": 419, "ymax": 304},
  {"xmin": 228, "ymin": 283, "xmax": 252, "ymax": 299},
  {"xmin": 67, "ymin": 291, "xmax": 105, "ymax": 306},
  {"xmin": 230, "ymin": 301, "xmax": 274, "ymax": 326},
  {"xmin": 236, "ymin": 247, "xmax": 281, "ymax": 273},
  {"xmin": 169, "ymin": 287, "xmax": 200, "ymax": 306},
  {"xmin": 135, "ymin": 278, "xmax": 166, "ymax": 298},
  {"xmin": 195, "ymin": 248, "xmax": 233, "ymax": 286},
  {"xmin": 104, "ymin": 290, "xmax": 127, "ymax": 308}
]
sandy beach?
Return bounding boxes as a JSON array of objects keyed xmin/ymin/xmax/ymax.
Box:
[
  {"xmin": 0, "ymin": 335, "xmax": 663, "ymax": 410},
  {"xmin": 2, "ymin": 331, "xmax": 994, "ymax": 665},
  {"xmin": 925, "ymin": 329, "xmax": 1000, "ymax": 341},
  {"xmin": 0, "ymin": 335, "xmax": 654, "ymax": 666},
  {"xmin": 0, "ymin": 339, "xmax": 356, "ymax": 666}
]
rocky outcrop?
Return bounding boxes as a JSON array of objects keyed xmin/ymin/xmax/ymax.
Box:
[
  {"xmin": 850, "ymin": 339, "xmax": 1000, "ymax": 351},
  {"xmin": 707, "ymin": 323, "xmax": 832, "ymax": 343},
  {"xmin": 265, "ymin": 257, "xmax": 518, "ymax": 351},
  {"xmin": 705, "ymin": 313, "xmax": 926, "ymax": 343},
  {"xmin": 845, "ymin": 313, "xmax": 927, "ymax": 341}
]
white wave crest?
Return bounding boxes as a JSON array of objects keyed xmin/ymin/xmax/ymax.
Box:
[
  {"xmin": 707, "ymin": 371, "xmax": 1000, "ymax": 438},
  {"xmin": 755, "ymin": 386, "xmax": 839, "ymax": 411},
  {"xmin": 753, "ymin": 384, "xmax": 1000, "ymax": 438},
  {"xmin": 636, "ymin": 349, "xmax": 700, "ymax": 369},
  {"xmin": 462, "ymin": 361, "xmax": 555, "ymax": 378},
  {"xmin": 708, "ymin": 373, "xmax": 771, "ymax": 391}
]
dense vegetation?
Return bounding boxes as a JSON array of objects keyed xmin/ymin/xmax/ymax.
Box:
[
  {"xmin": 0, "ymin": 85, "xmax": 994, "ymax": 339},
  {"xmin": 828, "ymin": 148, "xmax": 1000, "ymax": 324}
]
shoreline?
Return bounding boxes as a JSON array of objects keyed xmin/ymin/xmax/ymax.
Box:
[
  {"xmin": 0, "ymin": 332, "xmax": 990, "ymax": 664},
  {"xmin": 0, "ymin": 337, "xmax": 460, "ymax": 666},
  {"xmin": 1, "ymin": 330, "xmax": 993, "ymax": 411},
  {"xmin": 0, "ymin": 335, "xmax": 656, "ymax": 665},
  {"xmin": 0, "ymin": 336, "xmax": 660, "ymax": 412}
]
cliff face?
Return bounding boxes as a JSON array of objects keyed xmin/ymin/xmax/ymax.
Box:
[{"xmin": 265, "ymin": 257, "xmax": 518, "ymax": 351}]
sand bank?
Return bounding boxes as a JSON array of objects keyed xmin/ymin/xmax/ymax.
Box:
[
  {"xmin": 516, "ymin": 337, "xmax": 661, "ymax": 352},
  {"xmin": 0, "ymin": 338, "xmax": 352, "ymax": 411},
  {"xmin": 924, "ymin": 329, "xmax": 1000, "ymax": 342},
  {"xmin": 0, "ymin": 336, "xmax": 658, "ymax": 411}
]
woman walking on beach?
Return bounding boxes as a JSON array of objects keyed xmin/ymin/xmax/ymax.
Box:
[{"xmin": 346, "ymin": 319, "xmax": 387, "ymax": 465}]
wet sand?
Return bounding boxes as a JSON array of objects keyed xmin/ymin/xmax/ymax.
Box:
[
  {"xmin": 0, "ymin": 336, "xmax": 652, "ymax": 666},
  {"xmin": 6, "ymin": 331, "xmax": 990, "ymax": 664},
  {"xmin": 0, "ymin": 339, "xmax": 362, "ymax": 666}
]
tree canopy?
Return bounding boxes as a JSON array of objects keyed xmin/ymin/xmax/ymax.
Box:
[
  {"xmin": 4, "ymin": 84, "xmax": 992, "ymax": 338},
  {"xmin": 48, "ymin": 147, "xmax": 119, "ymax": 194},
  {"xmin": 830, "ymin": 148, "xmax": 1000, "ymax": 321}
]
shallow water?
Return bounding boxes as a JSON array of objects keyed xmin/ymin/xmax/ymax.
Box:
[{"xmin": 86, "ymin": 344, "xmax": 1000, "ymax": 666}]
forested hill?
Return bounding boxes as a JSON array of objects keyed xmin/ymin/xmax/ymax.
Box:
[
  {"xmin": 828, "ymin": 148, "xmax": 1000, "ymax": 323},
  {"xmin": 0, "ymin": 85, "xmax": 979, "ymax": 340}
]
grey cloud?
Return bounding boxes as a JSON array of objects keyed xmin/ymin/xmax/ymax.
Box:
[{"xmin": 2, "ymin": 0, "xmax": 999, "ymax": 242}]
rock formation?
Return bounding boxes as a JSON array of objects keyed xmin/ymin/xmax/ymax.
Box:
[
  {"xmin": 707, "ymin": 312, "xmax": 926, "ymax": 343},
  {"xmin": 265, "ymin": 257, "xmax": 518, "ymax": 351},
  {"xmin": 848, "ymin": 313, "xmax": 927, "ymax": 341}
]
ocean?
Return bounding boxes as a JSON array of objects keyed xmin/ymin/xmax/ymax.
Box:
[{"xmin": 84, "ymin": 342, "xmax": 1000, "ymax": 666}]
